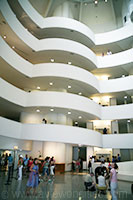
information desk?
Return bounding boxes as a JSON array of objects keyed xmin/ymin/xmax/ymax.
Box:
[
  {"xmin": 38, "ymin": 161, "xmax": 65, "ymax": 174},
  {"xmin": 55, "ymin": 163, "xmax": 65, "ymax": 174}
]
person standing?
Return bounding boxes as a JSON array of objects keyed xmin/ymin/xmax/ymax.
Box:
[
  {"xmin": 5, "ymin": 154, "xmax": 13, "ymax": 184},
  {"xmin": 110, "ymin": 163, "xmax": 118, "ymax": 200},
  {"xmin": 18, "ymin": 155, "xmax": 23, "ymax": 180},
  {"xmin": 26, "ymin": 158, "xmax": 39, "ymax": 196},
  {"xmin": 23, "ymin": 154, "xmax": 29, "ymax": 172},
  {"xmin": 50, "ymin": 157, "xmax": 55, "ymax": 177}
]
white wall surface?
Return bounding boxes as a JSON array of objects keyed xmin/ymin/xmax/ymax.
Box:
[
  {"xmin": 97, "ymin": 48, "xmax": 133, "ymax": 68},
  {"xmin": 0, "ymin": 135, "xmax": 32, "ymax": 151},
  {"xmin": 1, "ymin": 34, "xmax": 133, "ymax": 88},
  {"xmin": 101, "ymin": 104, "xmax": 133, "ymax": 120},
  {"xmin": 1, "ymin": 117, "xmax": 133, "ymax": 149},
  {"xmin": 102, "ymin": 134, "xmax": 133, "ymax": 149},
  {"xmin": 43, "ymin": 142, "xmax": 66, "ymax": 163},
  {"xmin": 0, "ymin": 0, "xmax": 133, "ymax": 48},
  {"xmin": 1, "ymin": 78, "xmax": 133, "ymax": 121},
  {"xmin": 0, "ymin": 117, "xmax": 102, "ymax": 147},
  {"xmin": 117, "ymin": 161, "xmax": 133, "ymax": 174},
  {"xmin": 81, "ymin": 0, "xmax": 116, "ymax": 33},
  {"xmin": 30, "ymin": 141, "xmax": 43, "ymax": 158}
]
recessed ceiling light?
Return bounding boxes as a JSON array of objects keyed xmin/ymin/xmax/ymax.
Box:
[
  {"xmin": 37, "ymin": 86, "xmax": 40, "ymax": 89},
  {"xmin": 51, "ymin": 59, "xmax": 54, "ymax": 62},
  {"xmin": 68, "ymin": 111, "xmax": 71, "ymax": 115},
  {"xmin": 78, "ymin": 116, "xmax": 82, "ymax": 119},
  {"xmin": 50, "ymin": 108, "xmax": 54, "ymax": 112},
  {"xmin": 127, "ymin": 120, "xmax": 130, "ymax": 123},
  {"xmin": 12, "ymin": 46, "xmax": 15, "ymax": 49},
  {"xmin": 36, "ymin": 109, "xmax": 40, "ymax": 112},
  {"xmin": 105, "ymin": 0, "xmax": 107, "ymax": 2},
  {"xmin": 78, "ymin": 92, "xmax": 82, "ymax": 95},
  {"xmin": 3, "ymin": 35, "xmax": 7, "ymax": 39},
  {"xmin": 49, "ymin": 82, "xmax": 53, "ymax": 86},
  {"xmin": 68, "ymin": 62, "xmax": 72, "ymax": 65},
  {"xmin": 95, "ymin": 0, "xmax": 98, "ymax": 4},
  {"xmin": 68, "ymin": 85, "xmax": 71, "ymax": 89},
  {"xmin": 124, "ymin": 96, "xmax": 127, "ymax": 99}
]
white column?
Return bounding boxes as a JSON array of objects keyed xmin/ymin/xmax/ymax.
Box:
[
  {"xmin": 52, "ymin": 1, "xmax": 73, "ymax": 18},
  {"xmin": 127, "ymin": 121, "xmax": 130, "ymax": 133},
  {"xmin": 79, "ymin": 1, "xmax": 83, "ymax": 21},
  {"xmin": 87, "ymin": 147, "xmax": 94, "ymax": 163},
  {"xmin": 112, "ymin": 149, "xmax": 120, "ymax": 156},
  {"xmin": 110, "ymin": 98, "xmax": 117, "ymax": 106},
  {"xmin": 20, "ymin": 110, "xmax": 73, "ymax": 126},
  {"xmin": 86, "ymin": 121, "xmax": 93, "ymax": 130},
  {"xmin": 20, "ymin": 112, "xmax": 44, "ymax": 124},
  {"xmin": 111, "ymin": 120, "xmax": 119, "ymax": 134},
  {"xmin": 30, "ymin": 141, "xmax": 44, "ymax": 158},
  {"xmin": 65, "ymin": 144, "xmax": 72, "ymax": 171},
  {"xmin": 43, "ymin": 142, "xmax": 66, "ymax": 163}
]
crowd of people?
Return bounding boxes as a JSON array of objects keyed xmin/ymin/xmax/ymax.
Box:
[
  {"xmin": 0, "ymin": 153, "xmax": 120, "ymax": 198},
  {"xmin": 84, "ymin": 156, "xmax": 119, "ymax": 200},
  {"xmin": 0, "ymin": 153, "xmax": 55, "ymax": 195}
]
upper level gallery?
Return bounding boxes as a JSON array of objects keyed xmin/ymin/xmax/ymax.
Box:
[
  {"xmin": 0, "ymin": 0, "xmax": 133, "ymax": 58},
  {"xmin": 0, "ymin": 116, "xmax": 133, "ymax": 149},
  {"xmin": 6, "ymin": 0, "xmax": 133, "ymax": 48},
  {"xmin": 1, "ymin": 36, "xmax": 133, "ymax": 96},
  {"xmin": 1, "ymin": 78, "xmax": 133, "ymax": 121}
]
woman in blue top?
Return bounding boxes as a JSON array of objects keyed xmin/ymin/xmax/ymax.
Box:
[{"xmin": 26, "ymin": 158, "xmax": 39, "ymax": 196}]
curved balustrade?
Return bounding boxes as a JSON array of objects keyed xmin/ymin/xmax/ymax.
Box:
[
  {"xmin": 0, "ymin": 1, "xmax": 133, "ymax": 70},
  {"xmin": 16, "ymin": 0, "xmax": 133, "ymax": 45},
  {"xmin": 1, "ymin": 78, "xmax": 133, "ymax": 120},
  {"xmin": 1, "ymin": 37, "xmax": 133, "ymax": 94},
  {"xmin": 0, "ymin": 116, "xmax": 133, "ymax": 148}
]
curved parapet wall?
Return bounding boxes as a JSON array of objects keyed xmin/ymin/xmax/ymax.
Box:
[
  {"xmin": 101, "ymin": 104, "xmax": 133, "ymax": 120},
  {"xmin": 1, "ymin": 37, "xmax": 133, "ymax": 94},
  {"xmin": 103, "ymin": 134, "xmax": 133, "ymax": 149},
  {"xmin": 0, "ymin": 117, "xmax": 102, "ymax": 147},
  {"xmin": 0, "ymin": 117, "xmax": 133, "ymax": 149},
  {"xmin": 97, "ymin": 48, "xmax": 133, "ymax": 68},
  {"xmin": 1, "ymin": 78, "xmax": 133, "ymax": 120},
  {"xmin": 0, "ymin": 78, "xmax": 101, "ymax": 119},
  {"xmin": 17, "ymin": 0, "xmax": 133, "ymax": 45},
  {"xmin": 0, "ymin": 2, "xmax": 133, "ymax": 69}
]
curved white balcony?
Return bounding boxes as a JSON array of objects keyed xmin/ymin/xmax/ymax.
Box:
[
  {"xmin": 100, "ymin": 76, "xmax": 133, "ymax": 93},
  {"xmin": 102, "ymin": 104, "xmax": 133, "ymax": 120},
  {"xmin": 1, "ymin": 37, "xmax": 133, "ymax": 94},
  {"xmin": 0, "ymin": 78, "xmax": 101, "ymax": 119},
  {"xmin": 97, "ymin": 48, "xmax": 133, "ymax": 68},
  {"xmin": 17, "ymin": 0, "xmax": 133, "ymax": 46},
  {"xmin": 0, "ymin": 116, "xmax": 133, "ymax": 149},
  {"xmin": 1, "ymin": 78, "xmax": 133, "ymax": 120},
  {"xmin": 0, "ymin": 1, "xmax": 133, "ymax": 71},
  {"xmin": 103, "ymin": 134, "xmax": 133, "ymax": 149}
]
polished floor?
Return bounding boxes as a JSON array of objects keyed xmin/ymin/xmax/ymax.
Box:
[{"xmin": 0, "ymin": 170, "xmax": 133, "ymax": 200}]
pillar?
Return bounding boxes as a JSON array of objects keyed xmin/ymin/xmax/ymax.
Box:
[
  {"xmin": 86, "ymin": 121, "xmax": 93, "ymax": 130},
  {"xmin": 111, "ymin": 120, "xmax": 119, "ymax": 134},
  {"xmin": 52, "ymin": 1, "xmax": 73, "ymax": 18},
  {"xmin": 109, "ymin": 98, "xmax": 117, "ymax": 106}
]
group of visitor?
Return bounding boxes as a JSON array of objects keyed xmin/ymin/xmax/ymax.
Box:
[
  {"xmin": 85, "ymin": 160, "xmax": 118, "ymax": 200},
  {"xmin": 0, "ymin": 153, "xmax": 56, "ymax": 196}
]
